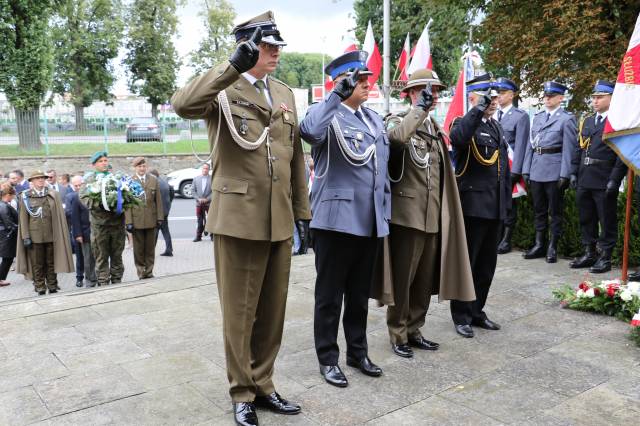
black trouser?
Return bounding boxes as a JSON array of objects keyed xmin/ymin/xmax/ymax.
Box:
[
  {"xmin": 313, "ymin": 229, "xmax": 381, "ymax": 365},
  {"xmin": 451, "ymin": 217, "xmax": 501, "ymax": 325},
  {"xmin": 156, "ymin": 214, "xmax": 173, "ymax": 253},
  {"xmin": 0, "ymin": 257, "xmax": 13, "ymax": 280},
  {"xmin": 74, "ymin": 239, "xmax": 84, "ymax": 281},
  {"xmin": 531, "ymin": 181, "xmax": 564, "ymax": 237},
  {"xmin": 504, "ymin": 197, "xmax": 518, "ymax": 228},
  {"xmin": 576, "ymin": 188, "xmax": 618, "ymax": 251},
  {"xmin": 196, "ymin": 202, "xmax": 209, "ymax": 237}
]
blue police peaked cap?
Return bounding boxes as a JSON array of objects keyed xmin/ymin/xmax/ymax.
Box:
[
  {"xmin": 494, "ymin": 77, "xmax": 518, "ymax": 92},
  {"xmin": 325, "ymin": 50, "xmax": 373, "ymax": 80},
  {"xmin": 592, "ymin": 80, "xmax": 614, "ymax": 95},
  {"xmin": 543, "ymin": 81, "xmax": 568, "ymax": 95},
  {"xmin": 466, "ymin": 73, "xmax": 497, "ymax": 95}
]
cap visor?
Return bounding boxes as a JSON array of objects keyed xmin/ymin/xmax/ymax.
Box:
[
  {"xmin": 592, "ymin": 91, "xmax": 612, "ymax": 96},
  {"xmin": 261, "ymin": 36, "xmax": 286, "ymax": 46}
]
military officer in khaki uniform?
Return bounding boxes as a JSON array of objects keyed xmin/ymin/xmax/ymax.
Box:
[
  {"xmin": 16, "ymin": 170, "xmax": 74, "ymax": 295},
  {"xmin": 125, "ymin": 157, "xmax": 164, "ymax": 279},
  {"xmin": 171, "ymin": 11, "xmax": 310, "ymax": 426},
  {"xmin": 80, "ymin": 152, "xmax": 126, "ymax": 286},
  {"xmin": 385, "ymin": 70, "xmax": 475, "ymax": 357}
]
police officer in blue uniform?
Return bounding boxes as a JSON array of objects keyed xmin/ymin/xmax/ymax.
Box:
[
  {"xmin": 569, "ymin": 80, "xmax": 626, "ymax": 273},
  {"xmin": 449, "ymin": 74, "xmax": 511, "ymax": 338},
  {"xmin": 494, "ymin": 77, "xmax": 530, "ymax": 254},
  {"xmin": 300, "ymin": 51, "xmax": 390, "ymax": 387},
  {"xmin": 522, "ymin": 81, "xmax": 578, "ymax": 263}
]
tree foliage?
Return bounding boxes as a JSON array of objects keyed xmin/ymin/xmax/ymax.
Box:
[
  {"xmin": 51, "ymin": 0, "xmax": 124, "ymax": 129},
  {"xmin": 188, "ymin": 0, "xmax": 236, "ymax": 76},
  {"xmin": 272, "ymin": 52, "xmax": 328, "ymax": 91},
  {"xmin": 353, "ymin": 0, "xmax": 472, "ymax": 87},
  {"xmin": 123, "ymin": 0, "xmax": 182, "ymax": 117},
  {"xmin": 473, "ymin": 0, "xmax": 640, "ymax": 112}
]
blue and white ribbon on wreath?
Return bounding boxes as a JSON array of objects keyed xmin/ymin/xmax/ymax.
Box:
[
  {"xmin": 100, "ymin": 178, "xmax": 111, "ymax": 211},
  {"xmin": 21, "ymin": 191, "xmax": 43, "ymax": 218},
  {"xmin": 115, "ymin": 179, "xmax": 124, "ymax": 214}
]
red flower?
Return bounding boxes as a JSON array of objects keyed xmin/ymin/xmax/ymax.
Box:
[
  {"xmin": 579, "ymin": 282, "xmax": 589, "ymax": 291},
  {"xmin": 607, "ymin": 286, "xmax": 616, "ymax": 298},
  {"xmin": 593, "ymin": 288, "xmax": 600, "ymax": 296}
]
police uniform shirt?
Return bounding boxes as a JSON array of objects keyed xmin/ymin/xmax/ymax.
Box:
[
  {"xmin": 495, "ymin": 104, "xmax": 512, "ymax": 122},
  {"xmin": 242, "ymin": 72, "xmax": 272, "ymax": 107}
]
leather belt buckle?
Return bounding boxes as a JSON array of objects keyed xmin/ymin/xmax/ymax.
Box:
[
  {"xmin": 584, "ymin": 157, "xmax": 592, "ymax": 166},
  {"xmin": 535, "ymin": 147, "xmax": 542, "ymax": 155}
]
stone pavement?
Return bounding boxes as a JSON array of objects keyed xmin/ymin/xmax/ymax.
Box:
[
  {"xmin": 0, "ymin": 238, "xmax": 215, "ymax": 302},
  {"xmin": 0, "ymin": 252, "xmax": 638, "ymax": 425}
]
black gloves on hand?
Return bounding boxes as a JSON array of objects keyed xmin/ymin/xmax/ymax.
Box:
[
  {"xmin": 511, "ymin": 173, "xmax": 522, "ymax": 188},
  {"xmin": 295, "ymin": 219, "xmax": 310, "ymax": 255},
  {"xmin": 333, "ymin": 69, "xmax": 360, "ymax": 100},
  {"xmin": 606, "ymin": 180, "xmax": 618, "ymax": 196},
  {"xmin": 569, "ymin": 174, "xmax": 578, "ymax": 190},
  {"xmin": 126, "ymin": 224, "xmax": 134, "ymax": 233},
  {"xmin": 523, "ymin": 174, "xmax": 530, "ymax": 186},
  {"xmin": 23, "ymin": 238, "xmax": 32, "ymax": 249},
  {"xmin": 416, "ymin": 84, "xmax": 434, "ymax": 111},
  {"xmin": 476, "ymin": 92, "xmax": 492, "ymax": 112},
  {"xmin": 558, "ymin": 177, "xmax": 570, "ymax": 191},
  {"xmin": 229, "ymin": 27, "xmax": 262, "ymax": 74}
]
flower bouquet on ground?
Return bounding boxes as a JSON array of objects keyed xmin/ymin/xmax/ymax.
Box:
[
  {"xmin": 553, "ymin": 279, "xmax": 640, "ymax": 346},
  {"xmin": 84, "ymin": 172, "xmax": 145, "ymax": 213}
]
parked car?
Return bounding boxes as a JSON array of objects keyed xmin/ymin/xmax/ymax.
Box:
[
  {"xmin": 126, "ymin": 117, "xmax": 162, "ymax": 142},
  {"xmin": 166, "ymin": 164, "xmax": 211, "ymax": 198}
]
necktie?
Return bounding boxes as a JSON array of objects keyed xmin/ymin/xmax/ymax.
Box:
[
  {"xmin": 354, "ymin": 110, "xmax": 367, "ymax": 126},
  {"xmin": 498, "ymin": 110, "xmax": 503, "ymax": 122},
  {"xmin": 254, "ymin": 80, "xmax": 267, "ymax": 99},
  {"xmin": 546, "ymin": 112, "xmax": 551, "ymax": 122},
  {"xmin": 596, "ymin": 115, "xmax": 603, "ymax": 125}
]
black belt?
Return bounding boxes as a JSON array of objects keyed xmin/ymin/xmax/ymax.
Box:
[
  {"xmin": 534, "ymin": 146, "xmax": 562, "ymax": 155},
  {"xmin": 583, "ymin": 156, "xmax": 615, "ymax": 167}
]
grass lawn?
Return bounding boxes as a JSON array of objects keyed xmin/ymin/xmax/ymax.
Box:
[{"xmin": 0, "ymin": 140, "xmax": 211, "ymax": 157}]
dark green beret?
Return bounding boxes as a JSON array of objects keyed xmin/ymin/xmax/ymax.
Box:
[{"xmin": 90, "ymin": 151, "xmax": 108, "ymax": 164}]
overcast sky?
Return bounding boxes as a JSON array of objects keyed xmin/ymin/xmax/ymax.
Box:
[{"xmin": 115, "ymin": 0, "xmax": 357, "ymax": 95}]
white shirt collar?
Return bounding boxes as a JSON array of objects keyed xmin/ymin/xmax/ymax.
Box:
[
  {"xmin": 545, "ymin": 106, "xmax": 561, "ymax": 116},
  {"xmin": 137, "ymin": 174, "xmax": 145, "ymax": 181},
  {"xmin": 341, "ymin": 104, "xmax": 374, "ymax": 133},
  {"xmin": 596, "ymin": 110, "xmax": 609, "ymax": 119},
  {"xmin": 500, "ymin": 104, "xmax": 513, "ymax": 115},
  {"xmin": 242, "ymin": 72, "xmax": 268, "ymax": 87}
]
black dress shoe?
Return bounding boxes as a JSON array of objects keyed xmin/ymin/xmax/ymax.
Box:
[
  {"xmin": 628, "ymin": 270, "xmax": 640, "ymax": 282},
  {"xmin": 75, "ymin": 280, "xmax": 83, "ymax": 287},
  {"xmin": 49, "ymin": 288, "xmax": 58, "ymax": 294},
  {"xmin": 254, "ymin": 392, "xmax": 301, "ymax": 415},
  {"xmin": 319, "ymin": 364, "xmax": 348, "ymax": 387},
  {"xmin": 160, "ymin": 252, "xmax": 173, "ymax": 257},
  {"xmin": 193, "ymin": 236, "xmax": 202, "ymax": 242},
  {"xmin": 455, "ymin": 324, "xmax": 474, "ymax": 338},
  {"xmin": 472, "ymin": 318, "xmax": 501, "ymax": 330},
  {"xmin": 391, "ymin": 343, "xmax": 413, "ymax": 358},
  {"xmin": 346, "ymin": 356, "xmax": 382, "ymax": 377},
  {"xmin": 233, "ymin": 402, "xmax": 258, "ymax": 426},
  {"xmin": 37, "ymin": 290, "xmax": 46, "ymax": 296},
  {"xmin": 408, "ymin": 336, "xmax": 439, "ymax": 351}
]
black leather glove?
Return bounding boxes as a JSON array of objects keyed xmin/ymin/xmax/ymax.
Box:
[
  {"xmin": 523, "ymin": 174, "xmax": 530, "ymax": 186},
  {"xmin": 606, "ymin": 180, "xmax": 618, "ymax": 196},
  {"xmin": 229, "ymin": 27, "xmax": 262, "ymax": 74},
  {"xmin": 156, "ymin": 220, "xmax": 163, "ymax": 229},
  {"xmin": 569, "ymin": 174, "xmax": 578, "ymax": 190},
  {"xmin": 511, "ymin": 173, "xmax": 522, "ymax": 188},
  {"xmin": 333, "ymin": 69, "xmax": 360, "ymax": 100},
  {"xmin": 295, "ymin": 219, "xmax": 310, "ymax": 255},
  {"xmin": 558, "ymin": 177, "xmax": 570, "ymax": 191},
  {"xmin": 23, "ymin": 238, "xmax": 32, "ymax": 249},
  {"xmin": 126, "ymin": 224, "xmax": 134, "ymax": 233},
  {"xmin": 476, "ymin": 91, "xmax": 492, "ymax": 112},
  {"xmin": 416, "ymin": 84, "xmax": 434, "ymax": 111}
]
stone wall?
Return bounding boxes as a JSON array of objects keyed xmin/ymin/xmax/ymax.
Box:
[{"xmin": 0, "ymin": 154, "xmax": 208, "ymax": 177}]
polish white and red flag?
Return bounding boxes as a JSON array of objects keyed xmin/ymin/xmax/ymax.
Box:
[
  {"xmin": 362, "ymin": 20, "xmax": 382, "ymax": 86},
  {"xmin": 604, "ymin": 12, "xmax": 640, "ymax": 173},
  {"xmin": 396, "ymin": 33, "xmax": 411, "ymax": 81},
  {"xmin": 407, "ymin": 19, "xmax": 433, "ymax": 75}
]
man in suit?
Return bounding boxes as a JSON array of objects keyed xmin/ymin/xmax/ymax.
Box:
[
  {"xmin": 449, "ymin": 74, "xmax": 511, "ymax": 338},
  {"xmin": 522, "ymin": 81, "xmax": 578, "ymax": 263},
  {"xmin": 149, "ymin": 169, "xmax": 174, "ymax": 256},
  {"xmin": 300, "ymin": 51, "xmax": 390, "ymax": 387},
  {"xmin": 171, "ymin": 11, "xmax": 310, "ymax": 426},
  {"xmin": 385, "ymin": 69, "xmax": 475, "ymax": 357},
  {"xmin": 192, "ymin": 163, "xmax": 211, "ymax": 242},
  {"xmin": 67, "ymin": 175, "xmax": 97, "ymax": 287},
  {"xmin": 125, "ymin": 157, "xmax": 164, "ymax": 280},
  {"xmin": 493, "ymin": 77, "xmax": 531, "ymax": 254},
  {"xmin": 16, "ymin": 170, "xmax": 74, "ymax": 295},
  {"xmin": 569, "ymin": 80, "xmax": 626, "ymax": 273},
  {"xmin": 10, "ymin": 170, "xmax": 29, "ymax": 194}
]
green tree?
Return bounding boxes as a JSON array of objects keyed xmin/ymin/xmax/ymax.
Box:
[
  {"xmin": 51, "ymin": 0, "xmax": 124, "ymax": 131},
  {"xmin": 471, "ymin": 0, "xmax": 639, "ymax": 112},
  {"xmin": 188, "ymin": 0, "xmax": 236, "ymax": 76},
  {"xmin": 123, "ymin": 0, "xmax": 182, "ymax": 118},
  {"xmin": 0, "ymin": 0, "xmax": 56, "ymax": 150},
  {"xmin": 272, "ymin": 52, "xmax": 328, "ymax": 96},
  {"xmin": 353, "ymin": 0, "xmax": 472, "ymax": 88}
]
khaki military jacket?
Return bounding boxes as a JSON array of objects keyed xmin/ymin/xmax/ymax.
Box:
[
  {"xmin": 124, "ymin": 174, "xmax": 164, "ymax": 229},
  {"xmin": 18, "ymin": 189, "xmax": 54, "ymax": 243},
  {"xmin": 171, "ymin": 62, "xmax": 311, "ymax": 242}
]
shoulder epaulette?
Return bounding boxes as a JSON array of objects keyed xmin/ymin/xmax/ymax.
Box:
[{"xmin": 269, "ymin": 77, "xmax": 293, "ymax": 92}]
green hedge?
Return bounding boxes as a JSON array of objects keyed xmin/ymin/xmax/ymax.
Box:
[{"xmin": 511, "ymin": 184, "xmax": 640, "ymax": 267}]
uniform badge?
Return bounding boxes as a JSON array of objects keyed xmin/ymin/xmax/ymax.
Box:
[
  {"xmin": 356, "ymin": 132, "xmax": 363, "ymax": 141},
  {"xmin": 280, "ymin": 103, "xmax": 293, "ymax": 121},
  {"xmin": 240, "ymin": 117, "xmax": 249, "ymax": 135}
]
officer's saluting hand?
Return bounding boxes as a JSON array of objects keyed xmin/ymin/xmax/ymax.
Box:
[
  {"xmin": 229, "ymin": 27, "xmax": 262, "ymax": 73},
  {"xmin": 332, "ymin": 68, "xmax": 360, "ymax": 100}
]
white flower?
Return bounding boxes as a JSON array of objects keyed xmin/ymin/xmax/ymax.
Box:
[
  {"xmin": 576, "ymin": 289, "xmax": 586, "ymax": 298},
  {"xmin": 602, "ymin": 279, "xmax": 621, "ymax": 286},
  {"xmin": 627, "ymin": 282, "xmax": 640, "ymax": 294},
  {"xmin": 585, "ymin": 288, "xmax": 596, "ymax": 298},
  {"xmin": 620, "ymin": 289, "xmax": 633, "ymax": 302}
]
